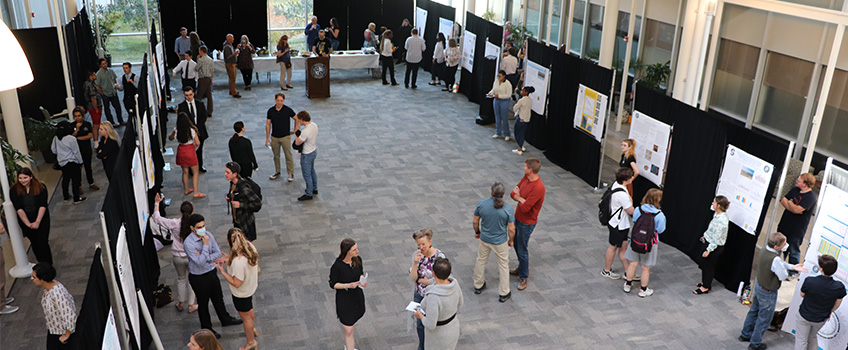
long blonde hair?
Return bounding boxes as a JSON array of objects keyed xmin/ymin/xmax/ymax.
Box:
[
  {"xmin": 100, "ymin": 121, "xmax": 120, "ymax": 144},
  {"xmin": 227, "ymin": 228, "xmax": 258, "ymax": 267},
  {"xmin": 623, "ymin": 138, "xmax": 636, "ymax": 158}
]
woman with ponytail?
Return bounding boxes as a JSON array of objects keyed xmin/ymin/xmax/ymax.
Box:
[
  {"xmin": 620, "ymin": 138, "xmax": 639, "ymax": 199},
  {"xmin": 217, "ymin": 228, "xmax": 260, "ymax": 350},
  {"xmin": 472, "ymin": 181, "xmax": 516, "ymax": 303},
  {"xmin": 152, "ymin": 193, "xmax": 198, "ymax": 313}
]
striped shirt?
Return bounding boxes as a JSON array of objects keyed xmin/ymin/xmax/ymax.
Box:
[
  {"xmin": 196, "ymin": 55, "xmax": 214, "ymax": 78},
  {"xmin": 42, "ymin": 282, "xmax": 77, "ymax": 335}
]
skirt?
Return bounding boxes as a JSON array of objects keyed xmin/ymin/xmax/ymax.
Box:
[{"xmin": 176, "ymin": 144, "xmax": 198, "ymax": 167}]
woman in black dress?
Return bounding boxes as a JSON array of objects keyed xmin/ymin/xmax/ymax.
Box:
[
  {"xmin": 329, "ymin": 238, "xmax": 367, "ymax": 350},
  {"xmin": 9, "ymin": 168, "xmax": 52, "ymax": 264},
  {"xmin": 619, "ymin": 138, "xmax": 640, "ymax": 199},
  {"xmin": 96, "ymin": 121, "xmax": 120, "ymax": 180}
]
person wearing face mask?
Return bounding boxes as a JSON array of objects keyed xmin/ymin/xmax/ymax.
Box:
[
  {"xmin": 738, "ymin": 232, "xmax": 808, "ymax": 350},
  {"xmin": 183, "ymin": 213, "xmax": 243, "ymax": 339},
  {"xmin": 408, "ymin": 228, "xmax": 445, "ymax": 350}
]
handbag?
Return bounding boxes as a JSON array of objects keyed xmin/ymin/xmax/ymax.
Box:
[
  {"xmin": 285, "ymin": 61, "xmax": 292, "ymax": 69},
  {"xmin": 152, "ymin": 284, "xmax": 173, "ymax": 308}
]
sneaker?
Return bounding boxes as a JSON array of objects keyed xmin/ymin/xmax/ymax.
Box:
[
  {"xmin": 297, "ymin": 195, "xmax": 313, "ymax": 201},
  {"xmin": 233, "ymin": 94, "xmax": 242, "ymax": 98},
  {"xmin": 512, "ymin": 149, "xmax": 523, "ymax": 155},
  {"xmin": 518, "ymin": 279, "xmax": 528, "ymax": 290},
  {"xmin": 5, "ymin": 297, "xmax": 14, "ymax": 304},
  {"xmin": 269, "ymin": 172, "xmax": 281, "ymax": 180},
  {"xmin": 313, "ymin": 190, "xmax": 318, "ymax": 195},
  {"xmin": 288, "ymin": 174, "xmax": 295, "ymax": 182},
  {"xmin": 738, "ymin": 335, "xmax": 751, "ymax": 342},
  {"xmin": 492, "ymin": 134, "xmax": 501, "ymax": 139},
  {"xmin": 747, "ymin": 344, "xmax": 767, "ymax": 350},
  {"xmin": 0, "ymin": 305, "xmax": 19, "ymax": 315},
  {"xmin": 504, "ymin": 136, "xmax": 511, "ymax": 141},
  {"xmin": 73, "ymin": 197, "xmax": 87, "ymax": 204},
  {"xmin": 638, "ymin": 288, "xmax": 654, "ymax": 297},
  {"xmin": 63, "ymin": 196, "xmax": 71, "ymax": 202},
  {"xmin": 601, "ymin": 270, "xmax": 621, "ymax": 280},
  {"xmin": 623, "ymin": 282, "xmax": 632, "ymax": 293},
  {"xmin": 498, "ymin": 292, "xmax": 511, "ymax": 302},
  {"xmin": 633, "ymin": 274, "xmax": 641, "ymax": 281},
  {"xmin": 521, "ymin": 147, "xmax": 526, "ymax": 152},
  {"xmin": 474, "ymin": 282, "xmax": 486, "ymax": 294}
]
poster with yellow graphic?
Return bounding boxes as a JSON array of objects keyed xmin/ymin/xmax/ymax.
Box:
[{"xmin": 573, "ymin": 84, "xmax": 608, "ymax": 142}]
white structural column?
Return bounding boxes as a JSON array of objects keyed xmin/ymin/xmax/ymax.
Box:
[
  {"xmin": 679, "ymin": 0, "xmax": 710, "ymax": 106},
  {"xmin": 51, "ymin": 0, "xmax": 76, "ymax": 117},
  {"xmin": 692, "ymin": 0, "xmax": 716, "ymax": 106},
  {"xmin": 802, "ymin": 24, "xmax": 845, "ymax": 172},
  {"xmin": 672, "ymin": 0, "xmax": 705, "ymax": 101},
  {"xmin": 598, "ymin": 0, "xmax": 620, "ymax": 68},
  {"xmin": 616, "ymin": 0, "xmax": 638, "ymax": 131},
  {"xmin": 0, "ymin": 90, "xmax": 34, "ymax": 278}
]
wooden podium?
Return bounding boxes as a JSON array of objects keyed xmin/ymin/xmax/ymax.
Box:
[{"xmin": 306, "ymin": 56, "xmax": 330, "ymax": 98}]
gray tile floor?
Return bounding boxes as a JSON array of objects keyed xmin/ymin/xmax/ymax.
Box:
[{"xmin": 0, "ymin": 66, "xmax": 797, "ymax": 349}]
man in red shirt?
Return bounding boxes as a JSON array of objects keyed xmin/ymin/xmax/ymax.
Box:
[{"xmin": 509, "ymin": 158, "xmax": 545, "ymax": 291}]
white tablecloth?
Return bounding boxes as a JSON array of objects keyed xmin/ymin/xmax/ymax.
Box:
[{"xmin": 212, "ymin": 52, "xmax": 379, "ymax": 74}]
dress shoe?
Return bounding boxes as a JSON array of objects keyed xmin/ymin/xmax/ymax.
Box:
[
  {"xmin": 518, "ymin": 279, "xmax": 527, "ymax": 290},
  {"xmin": 313, "ymin": 190, "xmax": 318, "ymax": 195},
  {"xmin": 509, "ymin": 269, "xmax": 519, "ymax": 276},
  {"xmin": 223, "ymin": 318, "xmax": 243, "ymax": 326},
  {"xmin": 748, "ymin": 344, "xmax": 767, "ymax": 350},
  {"xmin": 498, "ymin": 292, "xmax": 511, "ymax": 302},
  {"xmin": 234, "ymin": 94, "xmax": 243, "ymax": 98},
  {"xmin": 738, "ymin": 335, "xmax": 751, "ymax": 342},
  {"xmin": 90, "ymin": 184, "xmax": 100, "ymax": 190},
  {"xmin": 297, "ymin": 195, "xmax": 313, "ymax": 201},
  {"xmin": 199, "ymin": 167, "xmax": 207, "ymax": 173},
  {"xmin": 211, "ymin": 329, "xmax": 221, "ymax": 339},
  {"xmin": 474, "ymin": 282, "xmax": 486, "ymax": 294}
]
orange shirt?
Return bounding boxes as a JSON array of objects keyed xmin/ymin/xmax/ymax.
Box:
[{"xmin": 511, "ymin": 176, "xmax": 545, "ymax": 224}]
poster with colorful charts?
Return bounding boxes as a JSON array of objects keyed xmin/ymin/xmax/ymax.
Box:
[
  {"xmin": 628, "ymin": 111, "xmax": 671, "ymax": 186},
  {"xmin": 462, "ymin": 30, "xmax": 476, "ymax": 73},
  {"xmin": 715, "ymin": 145, "xmax": 774, "ymax": 234},
  {"xmin": 524, "ymin": 60, "xmax": 549, "ymax": 115},
  {"xmin": 573, "ymin": 84, "xmax": 608, "ymax": 142}
]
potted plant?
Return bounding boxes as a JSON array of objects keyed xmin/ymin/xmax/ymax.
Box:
[
  {"xmin": 506, "ymin": 24, "xmax": 533, "ymax": 51},
  {"xmin": 23, "ymin": 116, "xmax": 57, "ymax": 164},
  {"xmin": 1, "ymin": 138, "xmax": 35, "ymax": 190},
  {"xmin": 641, "ymin": 61, "xmax": 671, "ymax": 93}
]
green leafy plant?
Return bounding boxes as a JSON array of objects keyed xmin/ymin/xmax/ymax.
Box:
[
  {"xmin": 641, "ymin": 61, "xmax": 671, "ymax": 92},
  {"xmin": 23, "ymin": 116, "xmax": 57, "ymax": 154},
  {"xmin": 1, "ymin": 138, "xmax": 35, "ymax": 188},
  {"xmin": 506, "ymin": 24, "xmax": 533, "ymax": 51},
  {"xmin": 482, "ymin": 9, "xmax": 497, "ymax": 22}
]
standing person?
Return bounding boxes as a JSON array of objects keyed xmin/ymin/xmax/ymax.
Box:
[
  {"xmin": 52, "ymin": 121, "xmax": 86, "ymax": 204},
  {"xmin": 96, "ymin": 122, "xmax": 120, "ymax": 180},
  {"xmin": 623, "ymin": 189, "xmax": 666, "ymax": 297},
  {"xmin": 72, "ymin": 107, "xmax": 100, "ymax": 191},
  {"xmin": 408, "ymin": 228, "xmax": 446, "ymax": 350},
  {"xmin": 152, "ymin": 194, "xmax": 198, "ymax": 313},
  {"xmin": 429, "ymin": 33, "xmax": 446, "ymax": 86},
  {"xmin": 195, "ymin": 46, "xmax": 216, "ymax": 116},
  {"xmin": 394, "ymin": 19, "xmax": 412, "ymax": 63},
  {"xmin": 173, "ymin": 52, "xmax": 198, "ymax": 91},
  {"xmin": 275, "ymin": 35, "xmax": 293, "ymax": 90},
  {"xmin": 237, "ymin": 35, "xmax": 256, "ymax": 91},
  {"xmin": 266, "ymin": 93, "xmax": 297, "ymax": 182},
  {"xmin": 83, "ymin": 71, "xmax": 102, "ymax": 140},
  {"xmin": 777, "ymin": 173, "xmax": 818, "ymax": 275},
  {"xmin": 9, "ymin": 168, "xmax": 52, "ymax": 264},
  {"xmin": 31, "ymin": 263, "xmax": 76, "ymax": 350},
  {"xmin": 305, "ymin": 16, "xmax": 321, "ymax": 51},
  {"xmin": 294, "ymin": 111, "xmax": 318, "ymax": 201},
  {"xmin": 509, "ymin": 158, "xmax": 545, "ymax": 291},
  {"xmin": 229, "ymin": 122, "xmax": 258, "ymax": 178},
  {"xmin": 187, "ymin": 329, "xmax": 223, "ymax": 350},
  {"xmin": 363, "ymin": 23, "xmax": 379, "ymax": 48},
  {"xmin": 225, "ymin": 162, "xmax": 262, "ymax": 242},
  {"xmin": 175, "ymin": 27, "xmax": 191, "ymax": 57},
  {"xmin": 488, "ymin": 71, "xmax": 513, "ymax": 140},
  {"xmin": 177, "ymin": 86, "xmax": 209, "ymax": 173},
  {"xmin": 473, "ymin": 182, "xmax": 515, "ymax": 302},
  {"xmin": 794, "ymin": 254, "xmax": 845, "ymax": 350},
  {"xmin": 694, "ymin": 196, "xmax": 730, "ymax": 294},
  {"xmin": 223, "ymin": 34, "xmax": 242, "ymax": 99},
  {"xmin": 601, "ymin": 167, "xmax": 635, "ymax": 280},
  {"xmin": 169, "ymin": 113, "xmax": 205, "ymax": 198},
  {"xmin": 0, "ymin": 222, "xmax": 19, "ymax": 315},
  {"xmin": 329, "ymin": 238, "xmax": 367, "ymax": 350},
  {"xmin": 443, "ymin": 39, "xmax": 461, "ymax": 92},
  {"xmin": 380, "ymin": 30, "xmax": 398, "ymax": 86},
  {"xmin": 312, "ymin": 30, "xmax": 333, "ymax": 57},
  {"xmin": 95, "ymin": 58, "xmax": 124, "ymax": 126},
  {"xmin": 183, "ymin": 213, "xmax": 243, "ymax": 339},
  {"xmin": 328, "ymin": 18, "xmax": 341, "ymax": 51},
  {"xmin": 511, "ymin": 86, "xmax": 535, "ymax": 155},
  {"xmin": 619, "ymin": 139, "xmax": 639, "ymax": 199},
  {"xmin": 120, "ymin": 62, "xmax": 138, "ymax": 119},
  {"xmin": 189, "ymin": 32, "xmax": 204, "ymax": 62},
  {"xmin": 739, "ymin": 232, "xmax": 807, "ymax": 350},
  {"xmin": 413, "ymin": 257, "xmax": 463, "ymax": 350},
  {"xmin": 404, "ymin": 28, "xmax": 426, "ymax": 89},
  {"xmin": 216, "ymin": 228, "xmax": 260, "ymax": 350},
  {"xmin": 501, "ymin": 47, "xmax": 519, "ymax": 89}
]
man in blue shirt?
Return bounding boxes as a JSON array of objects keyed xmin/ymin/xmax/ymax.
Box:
[
  {"xmin": 472, "ymin": 182, "xmax": 515, "ymax": 302},
  {"xmin": 183, "ymin": 214, "xmax": 242, "ymax": 339},
  {"xmin": 174, "ymin": 27, "xmax": 191, "ymax": 57},
  {"xmin": 304, "ymin": 16, "xmax": 321, "ymax": 51},
  {"xmin": 795, "ymin": 254, "xmax": 845, "ymax": 350}
]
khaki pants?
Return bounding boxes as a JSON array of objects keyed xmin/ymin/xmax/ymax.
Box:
[
  {"xmin": 279, "ymin": 62, "xmax": 292, "ymax": 87},
  {"xmin": 473, "ymin": 240, "xmax": 510, "ymax": 296},
  {"xmin": 226, "ymin": 63, "xmax": 238, "ymax": 95},
  {"xmin": 270, "ymin": 135, "xmax": 294, "ymax": 175}
]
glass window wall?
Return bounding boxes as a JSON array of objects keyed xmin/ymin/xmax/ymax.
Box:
[
  {"xmin": 815, "ymin": 68, "xmax": 848, "ymax": 160},
  {"xmin": 526, "ymin": 0, "xmax": 543, "ymax": 37},
  {"xmin": 753, "ymin": 52, "xmax": 814, "ymax": 138},
  {"xmin": 641, "ymin": 18, "xmax": 674, "ymax": 67},
  {"xmin": 550, "ymin": 0, "xmax": 562, "ymax": 45},
  {"xmin": 569, "ymin": 0, "xmax": 586, "ymax": 54},
  {"xmin": 709, "ymin": 39, "xmax": 760, "ymax": 119},
  {"xmin": 614, "ymin": 11, "xmax": 641, "ymax": 74},
  {"xmin": 585, "ymin": 4, "xmax": 604, "ymax": 60}
]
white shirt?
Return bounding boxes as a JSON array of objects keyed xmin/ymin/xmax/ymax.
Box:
[
  {"xmin": 608, "ymin": 182, "xmax": 633, "ymax": 229},
  {"xmin": 433, "ymin": 41, "xmax": 445, "ymax": 63},
  {"xmin": 404, "ymin": 35, "xmax": 426, "ymax": 63},
  {"xmin": 513, "ymin": 95, "xmax": 532, "ymax": 122},
  {"xmin": 488, "ymin": 80, "xmax": 512, "ymax": 100},
  {"xmin": 500, "ymin": 55, "xmax": 518, "ymax": 75},
  {"xmin": 381, "ymin": 38, "xmax": 394, "ymax": 57},
  {"xmin": 300, "ymin": 122, "xmax": 318, "ymax": 154},
  {"xmin": 768, "ymin": 246, "xmax": 795, "ymax": 281},
  {"xmin": 174, "ymin": 59, "xmax": 198, "ymax": 80},
  {"xmin": 228, "ymin": 255, "xmax": 259, "ymax": 298},
  {"xmin": 186, "ymin": 99, "xmax": 198, "ymax": 124}
]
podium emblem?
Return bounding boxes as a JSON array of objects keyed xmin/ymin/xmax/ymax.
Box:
[{"xmin": 311, "ymin": 63, "xmax": 327, "ymax": 79}]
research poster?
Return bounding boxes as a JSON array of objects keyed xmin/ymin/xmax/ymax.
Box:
[
  {"xmin": 524, "ymin": 60, "xmax": 549, "ymax": 115},
  {"xmin": 155, "ymin": 42, "xmax": 165, "ymax": 89},
  {"xmin": 573, "ymin": 84, "xmax": 608, "ymax": 142},
  {"xmin": 462, "ymin": 30, "xmax": 476, "ymax": 73},
  {"xmin": 102, "ymin": 308, "xmax": 120, "ymax": 350},
  {"xmin": 140, "ymin": 115, "xmax": 155, "ymax": 188},
  {"xmin": 715, "ymin": 145, "xmax": 774, "ymax": 234},
  {"xmin": 439, "ymin": 18, "xmax": 453, "ymax": 39},
  {"xmin": 131, "ymin": 149, "xmax": 150, "ymax": 238},
  {"xmin": 416, "ymin": 7, "xmax": 428, "ymax": 37},
  {"xmin": 628, "ymin": 111, "xmax": 671, "ymax": 186},
  {"xmin": 485, "ymin": 41, "xmax": 499, "ymax": 58},
  {"xmin": 117, "ymin": 227, "xmax": 141, "ymax": 349}
]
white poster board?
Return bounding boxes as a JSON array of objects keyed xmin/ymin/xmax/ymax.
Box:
[
  {"xmin": 439, "ymin": 17, "xmax": 453, "ymax": 40},
  {"xmin": 628, "ymin": 111, "xmax": 672, "ymax": 186},
  {"xmin": 131, "ymin": 149, "xmax": 150, "ymax": 239},
  {"xmin": 573, "ymin": 84, "xmax": 608, "ymax": 142},
  {"xmin": 715, "ymin": 145, "xmax": 774, "ymax": 234},
  {"xmin": 155, "ymin": 42, "xmax": 165, "ymax": 89},
  {"xmin": 140, "ymin": 115, "xmax": 155, "ymax": 188},
  {"xmin": 524, "ymin": 60, "xmax": 549, "ymax": 115},
  {"xmin": 416, "ymin": 7, "xmax": 428, "ymax": 37},
  {"xmin": 485, "ymin": 41, "xmax": 499, "ymax": 58},
  {"xmin": 102, "ymin": 308, "xmax": 121, "ymax": 350},
  {"xmin": 782, "ymin": 184, "xmax": 848, "ymax": 348},
  {"xmin": 116, "ymin": 226, "xmax": 141, "ymax": 349},
  {"xmin": 462, "ymin": 30, "xmax": 477, "ymax": 73}
]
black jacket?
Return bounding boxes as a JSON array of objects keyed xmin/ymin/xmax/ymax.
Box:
[
  {"xmin": 228, "ymin": 135, "xmax": 258, "ymax": 171},
  {"xmin": 177, "ymin": 100, "xmax": 208, "ymax": 141}
]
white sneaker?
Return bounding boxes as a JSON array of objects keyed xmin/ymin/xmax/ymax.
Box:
[
  {"xmin": 504, "ymin": 136, "xmax": 511, "ymax": 141},
  {"xmin": 633, "ymin": 274, "xmax": 641, "ymax": 281},
  {"xmin": 638, "ymin": 288, "xmax": 654, "ymax": 297},
  {"xmin": 269, "ymin": 172, "xmax": 281, "ymax": 180},
  {"xmin": 623, "ymin": 282, "xmax": 631, "ymax": 293},
  {"xmin": 521, "ymin": 147, "xmax": 526, "ymax": 152},
  {"xmin": 601, "ymin": 270, "xmax": 621, "ymax": 280},
  {"xmin": 512, "ymin": 149, "xmax": 523, "ymax": 155},
  {"xmin": 0, "ymin": 305, "xmax": 19, "ymax": 315},
  {"xmin": 492, "ymin": 134, "xmax": 501, "ymax": 139},
  {"xmin": 5, "ymin": 297, "xmax": 14, "ymax": 304},
  {"xmin": 287, "ymin": 174, "xmax": 295, "ymax": 182}
]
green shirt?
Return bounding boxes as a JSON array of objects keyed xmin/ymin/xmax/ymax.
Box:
[
  {"xmin": 95, "ymin": 68, "xmax": 118, "ymax": 97},
  {"xmin": 703, "ymin": 212, "xmax": 728, "ymax": 251}
]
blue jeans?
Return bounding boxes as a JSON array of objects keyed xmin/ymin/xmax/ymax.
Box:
[
  {"xmin": 740, "ymin": 283, "xmax": 778, "ymax": 346},
  {"xmin": 300, "ymin": 151, "xmax": 317, "ymax": 196},
  {"xmin": 514, "ymin": 220, "xmax": 536, "ymax": 279},
  {"xmin": 413, "ymin": 291, "xmax": 425, "ymax": 350},
  {"xmin": 785, "ymin": 235, "xmax": 803, "ymax": 274},
  {"xmin": 514, "ymin": 119, "xmax": 528, "ymax": 148},
  {"xmin": 493, "ymin": 98, "xmax": 510, "ymax": 137}
]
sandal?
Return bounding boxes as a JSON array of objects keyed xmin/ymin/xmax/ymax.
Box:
[
  {"xmin": 693, "ymin": 288, "xmax": 710, "ymax": 295},
  {"xmin": 428, "ymin": 81, "xmax": 437, "ymax": 85},
  {"xmin": 175, "ymin": 302, "xmax": 184, "ymax": 312},
  {"xmin": 188, "ymin": 304, "xmax": 198, "ymax": 313},
  {"xmin": 286, "ymin": 85, "xmax": 293, "ymax": 89},
  {"xmin": 696, "ymin": 283, "xmax": 703, "ymax": 288},
  {"xmin": 253, "ymin": 328, "xmax": 259, "ymax": 337},
  {"xmin": 185, "ymin": 189, "xmax": 194, "ymax": 195},
  {"xmin": 193, "ymin": 193, "xmax": 206, "ymax": 199}
]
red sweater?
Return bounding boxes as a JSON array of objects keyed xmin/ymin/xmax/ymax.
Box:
[{"xmin": 511, "ymin": 175, "xmax": 545, "ymax": 224}]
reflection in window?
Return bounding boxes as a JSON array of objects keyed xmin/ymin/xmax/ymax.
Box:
[
  {"xmin": 753, "ymin": 52, "xmax": 814, "ymax": 138},
  {"xmin": 570, "ymin": 0, "xmax": 586, "ymax": 54},
  {"xmin": 614, "ymin": 12, "xmax": 641, "ymax": 74},
  {"xmin": 816, "ymin": 68, "xmax": 848, "ymax": 161},
  {"xmin": 710, "ymin": 39, "xmax": 759, "ymax": 119},
  {"xmin": 527, "ymin": 0, "xmax": 542, "ymax": 38},
  {"xmin": 585, "ymin": 4, "xmax": 604, "ymax": 60},
  {"xmin": 641, "ymin": 19, "xmax": 674, "ymax": 67},
  {"xmin": 550, "ymin": 0, "xmax": 562, "ymax": 45}
]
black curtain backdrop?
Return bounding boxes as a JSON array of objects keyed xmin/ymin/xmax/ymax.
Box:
[
  {"xmin": 380, "ymin": 0, "xmax": 414, "ymax": 34},
  {"xmin": 11, "ymin": 28, "xmax": 66, "ymax": 119},
  {"xmin": 157, "ymin": 0, "xmax": 196, "ymax": 68},
  {"xmin": 73, "ymin": 248, "xmax": 111, "ymax": 350},
  {"xmin": 66, "ymin": 8, "xmax": 98, "ymax": 109},
  {"xmin": 416, "ymin": 0, "xmax": 454, "ymax": 73},
  {"xmin": 349, "ymin": 0, "xmax": 381, "ymax": 51},
  {"xmin": 315, "ymin": 0, "xmax": 411, "ymax": 50},
  {"xmin": 459, "ymin": 12, "xmax": 487, "ymax": 104},
  {"xmin": 523, "ymin": 40, "xmax": 555, "ymax": 150}
]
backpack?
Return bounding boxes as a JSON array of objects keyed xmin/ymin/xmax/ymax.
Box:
[
  {"xmin": 151, "ymin": 284, "xmax": 173, "ymax": 308},
  {"xmin": 598, "ymin": 187, "xmax": 625, "ymax": 226},
  {"xmin": 240, "ymin": 177, "xmax": 263, "ymax": 211},
  {"xmin": 630, "ymin": 208, "xmax": 659, "ymax": 253}
]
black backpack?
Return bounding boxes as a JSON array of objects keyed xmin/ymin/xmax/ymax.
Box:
[
  {"xmin": 240, "ymin": 177, "xmax": 263, "ymax": 211},
  {"xmin": 630, "ymin": 208, "xmax": 659, "ymax": 253},
  {"xmin": 598, "ymin": 187, "xmax": 625, "ymax": 226}
]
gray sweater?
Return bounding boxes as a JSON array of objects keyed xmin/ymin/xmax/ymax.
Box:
[
  {"xmin": 52, "ymin": 136, "xmax": 82, "ymax": 166},
  {"xmin": 420, "ymin": 277, "xmax": 463, "ymax": 350}
]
